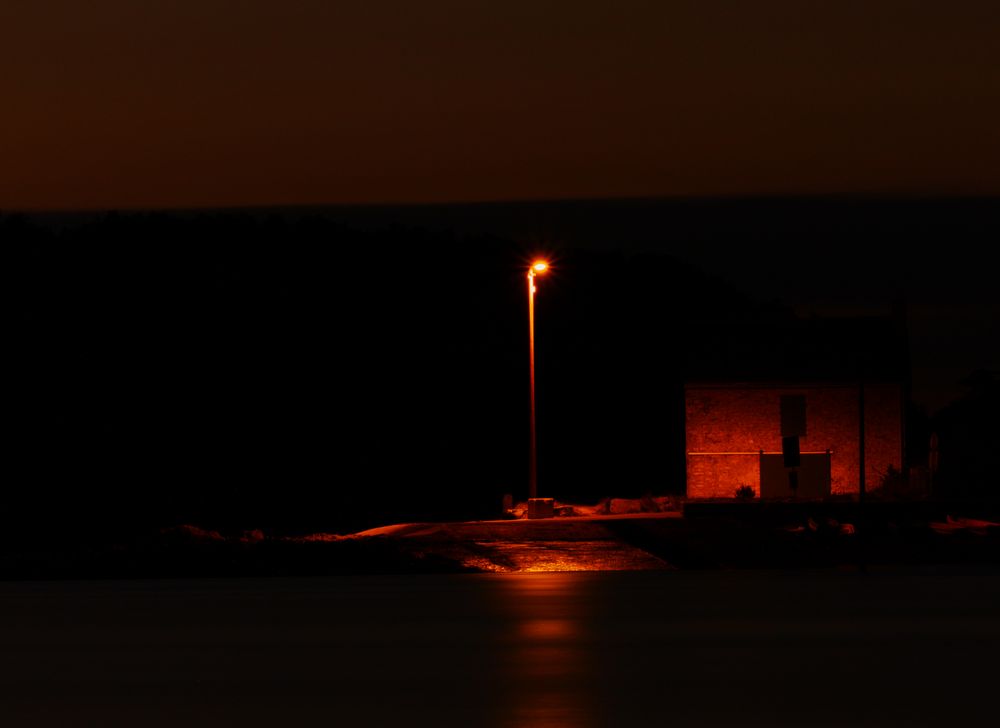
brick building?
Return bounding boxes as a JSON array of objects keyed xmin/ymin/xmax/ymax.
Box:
[
  {"xmin": 683, "ymin": 314, "xmax": 908, "ymax": 499},
  {"xmin": 685, "ymin": 381, "xmax": 904, "ymax": 498}
]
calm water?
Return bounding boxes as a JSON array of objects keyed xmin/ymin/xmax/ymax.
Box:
[{"xmin": 2, "ymin": 568, "xmax": 999, "ymax": 726}]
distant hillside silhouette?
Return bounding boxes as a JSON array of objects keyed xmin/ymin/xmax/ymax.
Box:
[{"xmin": 19, "ymin": 196, "xmax": 997, "ymax": 411}]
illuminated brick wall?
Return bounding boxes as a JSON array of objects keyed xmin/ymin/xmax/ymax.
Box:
[{"xmin": 685, "ymin": 383, "xmax": 903, "ymax": 499}]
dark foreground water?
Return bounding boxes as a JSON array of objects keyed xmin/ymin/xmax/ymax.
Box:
[{"xmin": 2, "ymin": 568, "xmax": 998, "ymax": 726}]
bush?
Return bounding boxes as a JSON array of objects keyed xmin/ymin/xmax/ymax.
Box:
[{"xmin": 735, "ymin": 484, "xmax": 756, "ymax": 500}]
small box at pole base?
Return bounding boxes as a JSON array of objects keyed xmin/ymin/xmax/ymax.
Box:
[{"xmin": 527, "ymin": 498, "xmax": 555, "ymax": 519}]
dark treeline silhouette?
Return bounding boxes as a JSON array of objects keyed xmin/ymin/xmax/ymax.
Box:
[{"xmin": 5, "ymin": 210, "xmax": 794, "ymax": 539}]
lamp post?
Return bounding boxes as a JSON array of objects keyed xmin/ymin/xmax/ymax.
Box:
[{"xmin": 527, "ymin": 260, "xmax": 548, "ymax": 500}]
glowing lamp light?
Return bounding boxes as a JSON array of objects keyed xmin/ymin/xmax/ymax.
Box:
[{"xmin": 532, "ymin": 261, "xmax": 548, "ymax": 273}]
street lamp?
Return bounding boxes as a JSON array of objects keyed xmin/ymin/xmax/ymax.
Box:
[{"xmin": 527, "ymin": 260, "xmax": 548, "ymax": 500}]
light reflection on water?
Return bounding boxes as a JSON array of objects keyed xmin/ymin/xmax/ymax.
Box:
[
  {"xmin": 494, "ymin": 574, "xmax": 597, "ymax": 728},
  {"xmin": 519, "ymin": 618, "xmax": 575, "ymax": 641},
  {"xmin": 2, "ymin": 569, "xmax": 1000, "ymax": 726}
]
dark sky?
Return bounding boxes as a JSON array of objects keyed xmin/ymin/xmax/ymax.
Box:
[{"xmin": 3, "ymin": 1, "xmax": 999, "ymax": 210}]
